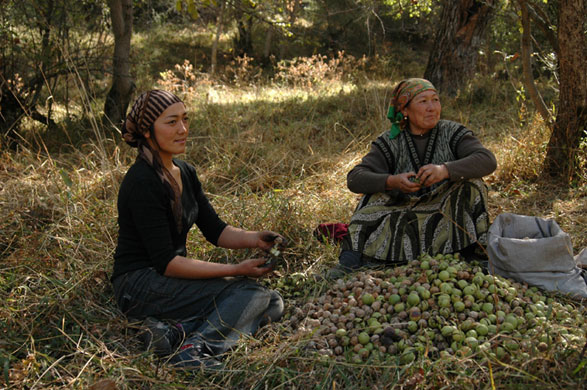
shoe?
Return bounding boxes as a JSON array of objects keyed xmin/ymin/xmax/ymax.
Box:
[
  {"xmin": 339, "ymin": 250, "xmax": 363, "ymax": 269},
  {"xmin": 324, "ymin": 264, "xmax": 354, "ymax": 280},
  {"xmin": 138, "ymin": 317, "xmax": 182, "ymax": 357},
  {"xmin": 168, "ymin": 342, "xmax": 224, "ymax": 372},
  {"xmin": 324, "ymin": 250, "xmax": 363, "ymax": 280}
]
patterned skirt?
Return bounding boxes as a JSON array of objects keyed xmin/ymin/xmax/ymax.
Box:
[{"xmin": 343, "ymin": 179, "xmax": 490, "ymax": 264}]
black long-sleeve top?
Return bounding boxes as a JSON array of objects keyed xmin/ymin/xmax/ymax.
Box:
[{"xmin": 112, "ymin": 158, "xmax": 227, "ymax": 280}]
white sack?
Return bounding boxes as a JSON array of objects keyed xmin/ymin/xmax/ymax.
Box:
[{"xmin": 487, "ymin": 213, "xmax": 587, "ymax": 299}]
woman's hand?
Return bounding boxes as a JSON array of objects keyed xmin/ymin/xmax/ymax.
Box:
[
  {"xmin": 218, "ymin": 226, "xmax": 287, "ymax": 251},
  {"xmin": 164, "ymin": 255, "xmax": 273, "ymax": 279},
  {"xmin": 386, "ymin": 172, "xmax": 421, "ymax": 193},
  {"xmin": 256, "ymin": 231, "xmax": 287, "ymax": 251},
  {"xmin": 236, "ymin": 257, "xmax": 275, "ymax": 277},
  {"xmin": 416, "ymin": 164, "xmax": 449, "ymax": 187}
]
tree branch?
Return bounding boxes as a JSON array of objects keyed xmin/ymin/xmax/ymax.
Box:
[
  {"xmin": 526, "ymin": 2, "xmax": 558, "ymax": 52},
  {"xmin": 519, "ymin": 0, "xmax": 553, "ymax": 127}
]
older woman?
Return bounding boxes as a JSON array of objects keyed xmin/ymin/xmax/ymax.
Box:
[
  {"xmin": 111, "ymin": 90, "xmax": 284, "ymax": 370},
  {"xmin": 336, "ymin": 78, "xmax": 497, "ymax": 271}
]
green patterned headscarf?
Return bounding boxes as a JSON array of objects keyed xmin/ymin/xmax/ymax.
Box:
[{"xmin": 387, "ymin": 78, "xmax": 437, "ymax": 139}]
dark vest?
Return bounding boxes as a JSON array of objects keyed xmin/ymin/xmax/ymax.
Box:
[{"xmin": 373, "ymin": 119, "xmax": 471, "ymax": 197}]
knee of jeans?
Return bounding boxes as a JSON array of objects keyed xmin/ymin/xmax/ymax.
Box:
[
  {"xmin": 236, "ymin": 287, "xmax": 271, "ymax": 312},
  {"xmin": 265, "ymin": 291, "xmax": 284, "ymax": 322}
]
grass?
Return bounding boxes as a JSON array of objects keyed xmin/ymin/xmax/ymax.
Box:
[{"xmin": 1, "ymin": 33, "xmax": 586, "ymax": 389}]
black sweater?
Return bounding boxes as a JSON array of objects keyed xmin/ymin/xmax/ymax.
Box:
[{"xmin": 112, "ymin": 159, "xmax": 227, "ymax": 280}]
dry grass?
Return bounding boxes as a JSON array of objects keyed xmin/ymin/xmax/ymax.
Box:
[{"xmin": 1, "ymin": 55, "xmax": 586, "ymax": 389}]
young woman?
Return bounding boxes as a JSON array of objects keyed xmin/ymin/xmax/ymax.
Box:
[
  {"xmin": 336, "ymin": 78, "xmax": 497, "ymax": 272},
  {"xmin": 111, "ymin": 90, "xmax": 284, "ymax": 369}
]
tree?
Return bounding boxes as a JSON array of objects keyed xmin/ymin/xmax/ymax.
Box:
[
  {"xmin": 543, "ymin": 0, "xmax": 587, "ymax": 180},
  {"xmin": 177, "ymin": 0, "xmax": 300, "ymax": 68},
  {"xmin": 424, "ymin": 0, "xmax": 496, "ymax": 96},
  {"xmin": 211, "ymin": 0, "xmax": 227, "ymax": 74},
  {"xmin": 518, "ymin": 0, "xmax": 554, "ymax": 127},
  {"xmin": 0, "ymin": 0, "xmax": 110, "ymax": 147},
  {"xmin": 233, "ymin": 1, "xmax": 255, "ymax": 57},
  {"xmin": 104, "ymin": 0, "xmax": 135, "ymax": 132},
  {"xmin": 175, "ymin": 0, "xmax": 254, "ymax": 67}
]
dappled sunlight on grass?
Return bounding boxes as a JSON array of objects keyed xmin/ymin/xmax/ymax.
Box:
[{"xmin": 203, "ymin": 79, "xmax": 361, "ymax": 105}]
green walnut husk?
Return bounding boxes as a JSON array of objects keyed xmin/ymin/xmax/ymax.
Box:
[{"xmin": 290, "ymin": 253, "xmax": 586, "ymax": 365}]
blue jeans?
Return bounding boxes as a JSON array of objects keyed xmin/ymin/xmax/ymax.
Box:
[{"xmin": 112, "ymin": 267, "xmax": 284, "ymax": 355}]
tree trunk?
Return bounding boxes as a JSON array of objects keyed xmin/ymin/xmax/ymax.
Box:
[
  {"xmin": 424, "ymin": 0, "xmax": 495, "ymax": 96},
  {"xmin": 262, "ymin": 26, "xmax": 273, "ymax": 64},
  {"xmin": 0, "ymin": 89, "xmax": 25, "ymax": 149},
  {"xmin": 104, "ymin": 0, "xmax": 134, "ymax": 132},
  {"xmin": 210, "ymin": 0, "xmax": 226, "ymax": 75},
  {"xmin": 235, "ymin": 15, "xmax": 254, "ymax": 57},
  {"xmin": 543, "ymin": 0, "xmax": 587, "ymax": 181}
]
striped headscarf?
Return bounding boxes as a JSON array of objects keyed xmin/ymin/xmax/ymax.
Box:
[
  {"xmin": 122, "ymin": 90, "xmax": 185, "ymax": 233},
  {"xmin": 388, "ymin": 78, "xmax": 437, "ymax": 139}
]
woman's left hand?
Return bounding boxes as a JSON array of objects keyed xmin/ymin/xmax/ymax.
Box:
[
  {"xmin": 416, "ymin": 164, "xmax": 449, "ymax": 187},
  {"xmin": 256, "ymin": 231, "xmax": 287, "ymax": 251}
]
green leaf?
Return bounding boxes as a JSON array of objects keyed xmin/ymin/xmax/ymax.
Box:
[
  {"xmin": 2, "ymin": 355, "xmax": 9, "ymax": 387},
  {"xmin": 187, "ymin": 1, "xmax": 199, "ymax": 19},
  {"xmin": 59, "ymin": 169, "xmax": 73, "ymax": 188},
  {"xmin": 573, "ymin": 359, "xmax": 586, "ymax": 375}
]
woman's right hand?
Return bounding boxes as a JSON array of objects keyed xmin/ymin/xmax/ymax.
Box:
[
  {"xmin": 237, "ymin": 258, "xmax": 274, "ymax": 277},
  {"xmin": 165, "ymin": 255, "xmax": 273, "ymax": 279},
  {"xmin": 386, "ymin": 172, "xmax": 421, "ymax": 193}
]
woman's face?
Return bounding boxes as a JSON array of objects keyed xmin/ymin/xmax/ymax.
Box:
[
  {"xmin": 402, "ymin": 90, "xmax": 441, "ymax": 134},
  {"xmin": 145, "ymin": 102, "xmax": 189, "ymax": 160}
]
